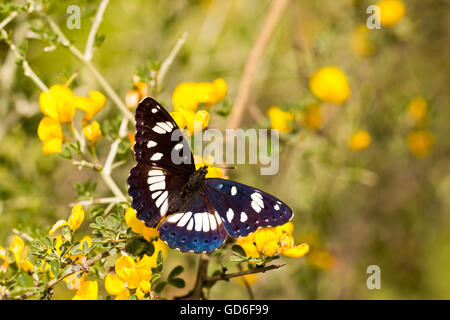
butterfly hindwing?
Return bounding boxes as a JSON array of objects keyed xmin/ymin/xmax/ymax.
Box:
[
  {"xmin": 204, "ymin": 178, "xmax": 293, "ymax": 238},
  {"xmin": 158, "ymin": 191, "xmax": 227, "ymax": 253}
]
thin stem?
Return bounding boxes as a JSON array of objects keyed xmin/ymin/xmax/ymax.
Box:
[
  {"xmin": 0, "ymin": 29, "xmax": 48, "ymax": 91},
  {"xmin": 42, "ymin": 15, "xmax": 133, "ymax": 121},
  {"xmin": 69, "ymin": 197, "xmax": 120, "ymax": 207},
  {"xmin": 84, "ymin": 0, "xmax": 110, "ymax": 61},
  {"xmin": 156, "ymin": 32, "xmax": 188, "ymax": 90},
  {"xmin": 204, "ymin": 263, "xmax": 286, "ymax": 282},
  {"xmin": 226, "ymin": 0, "xmax": 291, "ymax": 130},
  {"xmin": 99, "ymin": 170, "xmax": 127, "ymax": 202},
  {"xmin": 0, "ymin": 11, "xmax": 18, "ymax": 30},
  {"xmin": 238, "ymin": 264, "xmax": 255, "ymax": 300},
  {"xmin": 103, "ymin": 117, "xmax": 129, "ymax": 175}
]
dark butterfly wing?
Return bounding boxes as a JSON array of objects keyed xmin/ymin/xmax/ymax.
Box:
[
  {"xmin": 204, "ymin": 178, "xmax": 293, "ymax": 238},
  {"xmin": 128, "ymin": 97, "xmax": 195, "ymax": 227},
  {"xmin": 133, "ymin": 97, "xmax": 195, "ymax": 174},
  {"xmin": 158, "ymin": 191, "xmax": 227, "ymax": 253}
]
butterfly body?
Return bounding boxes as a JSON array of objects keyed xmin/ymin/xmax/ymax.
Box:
[{"xmin": 128, "ymin": 97, "xmax": 293, "ymax": 253}]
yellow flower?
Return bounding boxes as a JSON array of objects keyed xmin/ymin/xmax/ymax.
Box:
[
  {"xmin": 72, "ymin": 280, "xmax": 98, "ymax": 300},
  {"xmin": 69, "ymin": 236, "xmax": 92, "ymax": 263},
  {"xmin": 75, "ymin": 90, "xmax": 106, "ymax": 123},
  {"xmin": 407, "ymin": 97, "xmax": 427, "ymax": 121},
  {"xmin": 37, "ymin": 117, "xmax": 64, "ymax": 155},
  {"xmin": 49, "ymin": 219, "xmax": 68, "ymax": 236},
  {"xmin": 267, "ymin": 106, "xmax": 293, "ymax": 133},
  {"xmin": 348, "ymin": 130, "xmax": 372, "ymax": 150},
  {"xmin": 68, "ymin": 205, "xmax": 85, "ymax": 231},
  {"xmin": 377, "ymin": 0, "xmax": 405, "ymax": 27},
  {"xmin": 39, "ymin": 84, "xmax": 76, "ymax": 123},
  {"xmin": 132, "ymin": 75, "xmax": 149, "ymax": 98},
  {"xmin": 125, "ymin": 208, "xmax": 159, "ymax": 241},
  {"xmin": 301, "ymin": 104, "xmax": 322, "ymax": 131},
  {"xmin": 170, "ymin": 111, "xmax": 186, "ymax": 130},
  {"xmin": 9, "ymin": 236, "xmax": 25, "ymax": 266},
  {"xmin": 351, "ymin": 24, "xmax": 375, "ymax": 57},
  {"xmin": 0, "ymin": 237, "xmax": 33, "ymax": 272},
  {"xmin": 172, "ymin": 79, "xmax": 227, "ymax": 111},
  {"xmin": 194, "ymin": 155, "xmax": 224, "ymax": 179},
  {"xmin": 125, "ymin": 90, "xmax": 140, "ymax": 109},
  {"xmin": 143, "ymin": 239, "xmax": 167, "ymax": 268},
  {"xmin": 173, "ymin": 82, "xmax": 199, "ymax": 111},
  {"xmin": 105, "ymin": 272, "xmax": 127, "ymax": 297},
  {"xmin": 128, "ymin": 132, "xmax": 136, "ymax": 146},
  {"xmin": 83, "ymin": 121, "xmax": 102, "ymax": 144},
  {"xmin": 309, "ymin": 66, "xmax": 351, "ymax": 104},
  {"xmin": 408, "ymin": 130, "xmax": 434, "ymax": 158},
  {"xmin": 0, "ymin": 247, "xmax": 8, "ymax": 272},
  {"xmin": 237, "ymin": 222, "xmax": 309, "ymax": 259}
]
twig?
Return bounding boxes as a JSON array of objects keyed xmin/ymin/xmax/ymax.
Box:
[
  {"xmin": 0, "ymin": 11, "xmax": 19, "ymax": 30},
  {"xmin": 238, "ymin": 264, "xmax": 255, "ymax": 300},
  {"xmin": 103, "ymin": 117, "xmax": 129, "ymax": 175},
  {"xmin": 84, "ymin": 0, "xmax": 110, "ymax": 61},
  {"xmin": 99, "ymin": 170, "xmax": 127, "ymax": 201},
  {"xmin": 69, "ymin": 197, "xmax": 120, "ymax": 207},
  {"xmin": 11, "ymin": 228, "xmax": 34, "ymax": 242},
  {"xmin": 156, "ymin": 32, "xmax": 188, "ymax": 91},
  {"xmin": 204, "ymin": 263, "xmax": 286, "ymax": 282},
  {"xmin": 177, "ymin": 253, "xmax": 210, "ymax": 300},
  {"xmin": 0, "ymin": 29, "xmax": 48, "ymax": 91},
  {"xmin": 226, "ymin": 0, "xmax": 291, "ymax": 130},
  {"xmin": 42, "ymin": 15, "xmax": 133, "ymax": 121}
]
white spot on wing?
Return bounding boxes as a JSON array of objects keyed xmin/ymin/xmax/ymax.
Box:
[
  {"xmin": 148, "ymin": 169, "xmax": 163, "ymax": 176},
  {"xmin": 152, "ymin": 125, "xmax": 166, "ymax": 134},
  {"xmin": 251, "ymin": 201, "xmax": 262, "ymax": 213},
  {"xmin": 274, "ymin": 204, "xmax": 280, "ymax": 210},
  {"xmin": 177, "ymin": 212, "xmax": 192, "ymax": 227},
  {"xmin": 231, "ymin": 186, "xmax": 237, "ymax": 196},
  {"xmin": 251, "ymin": 192, "xmax": 264, "ymax": 208},
  {"xmin": 147, "ymin": 140, "xmax": 157, "ymax": 148},
  {"xmin": 151, "ymin": 190, "xmax": 162, "ymax": 199},
  {"xmin": 240, "ymin": 212, "xmax": 248, "ymax": 222},
  {"xmin": 187, "ymin": 219, "xmax": 194, "ymax": 231},
  {"xmin": 209, "ymin": 213, "xmax": 217, "ymax": 231},
  {"xmin": 155, "ymin": 191, "xmax": 168, "ymax": 208},
  {"xmin": 151, "ymin": 108, "xmax": 157, "ymax": 113},
  {"xmin": 150, "ymin": 153, "xmax": 163, "ymax": 161},
  {"xmin": 194, "ymin": 213, "xmax": 203, "ymax": 232},
  {"xmin": 202, "ymin": 212, "xmax": 210, "ymax": 232},
  {"xmin": 149, "ymin": 181, "xmax": 165, "ymax": 191},
  {"xmin": 147, "ymin": 176, "xmax": 164, "ymax": 184},
  {"xmin": 160, "ymin": 199, "xmax": 168, "ymax": 216},
  {"xmin": 226, "ymin": 208, "xmax": 234, "ymax": 223},
  {"xmin": 174, "ymin": 143, "xmax": 183, "ymax": 150},
  {"xmin": 167, "ymin": 212, "xmax": 184, "ymax": 223}
]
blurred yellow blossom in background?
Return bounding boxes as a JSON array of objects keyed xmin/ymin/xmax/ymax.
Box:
[
  {"xmin": 408, "ymin": 130, "xmax": 434, "ymax": 158},
  {"xmin": 39, "ymin": 84, "xmax": 76, "ymax": 123},
  {"xmin": 309, "ymin": 66, "xmax": 351, "ymax": 104},
  {"xmin": 407, "ymin": 97, "xmax": 428, "ymax": 122},
  {"xmin": 377, "ymin": 0, "xmax": 406, "ymax": 27},
  {"xmin": 72, "ymin": 280, "xmax": 98, "ymax": 300},
  {"xmin": 306, "ymin": 250, "xmax": 334, "ymax": 270},
  {"xmin": 348, "ymin": 130, "xmax": 372, "ymax": 150},
  {"xmin": 351, "ymin": 24, "xmax": 375, "ymax": 57},
  {"xmin": 0, "ymin": 236, "xmax": 33, "ymax": 272},
  {"xmin": 267, "ymin": 106, "xmax": 294, "ymax": 133},
  {"xmin": 172, "ymin": 78, "xmax": 227, "ymax": 111},
  {"xmin": 83, "ymin": 121, "xmax": 102, "ymax": 145},
  {"xmin": 301, "ymin": 103, "xmax": 322, "ymax": 131}
]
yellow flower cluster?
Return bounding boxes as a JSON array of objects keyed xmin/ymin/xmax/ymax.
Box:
[
  {"xmin": 73, "ymin": 280, "xmax": 98, "ymax": 300},
  {"xmin": 170, "ymin": 79, "xmax": 227, "ymax": 135},
  {"xmin": 125, "ymin": 76, "xmax": 149, "ymax": 109},
  {"xmin": 407, "ymin": 97, "xmax": 427, "ymax": 122},
  {"xmin": 301, "ymin": 103, "xmax": 322, "ymax": 131},
  {"xmin": 377, "ymin": 0, "xmax": 405, "ymax": 27},
  {"xmin": 348, "ymin": 130, "xmax": 372, "ymax": 151},
  {"xmin": 105, "ymin": 255, "xmax": 154, "ymax": 300},
  {"xmin": 37, "ymin": 84, "xmax": 106, "ymax": 154},
  {"xmin": 0, "ymin": 236, "xmax": 33, "ymax": 273},
  {"xmin": 125, "ymin": 208, "xmax": 159, "ymax": 241},
  {"xmin": 237, "ymin": 222, "xmax": 309, "ymax": 259},
  {"xmin": 309, "ymin": 67, "xmax": 351, "ymax": 104}
]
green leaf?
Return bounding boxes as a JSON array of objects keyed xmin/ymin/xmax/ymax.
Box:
[
  {"xmin": 232, "ymin": 244, "xmax": 247, "ymax": 258},
  {"xmin": 50, "ymin": 260, "xmax": 60, "ymax": 276},
  {"xmin": 154, "ymin": 281, "xmax": 166, "ymax": 293},
  {"xmin": 168, "ymin": 278, "xmax": 185, "ymax": 288},
  {"xmin": 168, "ymin": 265, "xmax": 184, "ymax": 280},
  {"xmin": 229, "ymin": 255, "xmax": 246, "ymax": 262},
  {"xmin": 150, "ymin": 273, "xmax": 161, "ymax": 285},
  {"xmin": 17, "ymin": 272, "xmax": 33, "ymax": 288}
]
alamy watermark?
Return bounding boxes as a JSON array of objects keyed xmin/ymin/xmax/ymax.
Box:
[
  {"xmin": 366, "ymin": 5, "xmax": 381, "ymax": 29},
  {"xmin": 366, "ymin": 265, "xmax": 381, "ymax": 289}
]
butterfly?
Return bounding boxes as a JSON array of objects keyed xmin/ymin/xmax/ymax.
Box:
[{"xmin": 127, "ymin": 97, "xmax": 293, "ymax": 253}]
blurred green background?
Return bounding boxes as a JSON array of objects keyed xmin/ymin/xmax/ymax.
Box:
[{"xmin": 1, "ymin": 0, "xmax": 449, "ymax": 299}]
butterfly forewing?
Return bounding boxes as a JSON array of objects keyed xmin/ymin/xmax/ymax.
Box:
[
  {"xmin": 204, "ymin": 178, "xmax": 293, "ymax": 238},
  {"xmin": 128, "ymin": 98, "xmax": 195, "ymax": 228}
]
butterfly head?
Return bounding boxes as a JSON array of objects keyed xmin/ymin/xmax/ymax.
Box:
[{"xmin": 185, "ymin": 165, "xmax": 208, "ymax": 192}]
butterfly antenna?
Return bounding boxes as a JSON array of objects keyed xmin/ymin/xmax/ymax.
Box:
[{"xmin": 216, "ymin": 165, "xmax": 236, "ymax": 170}]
